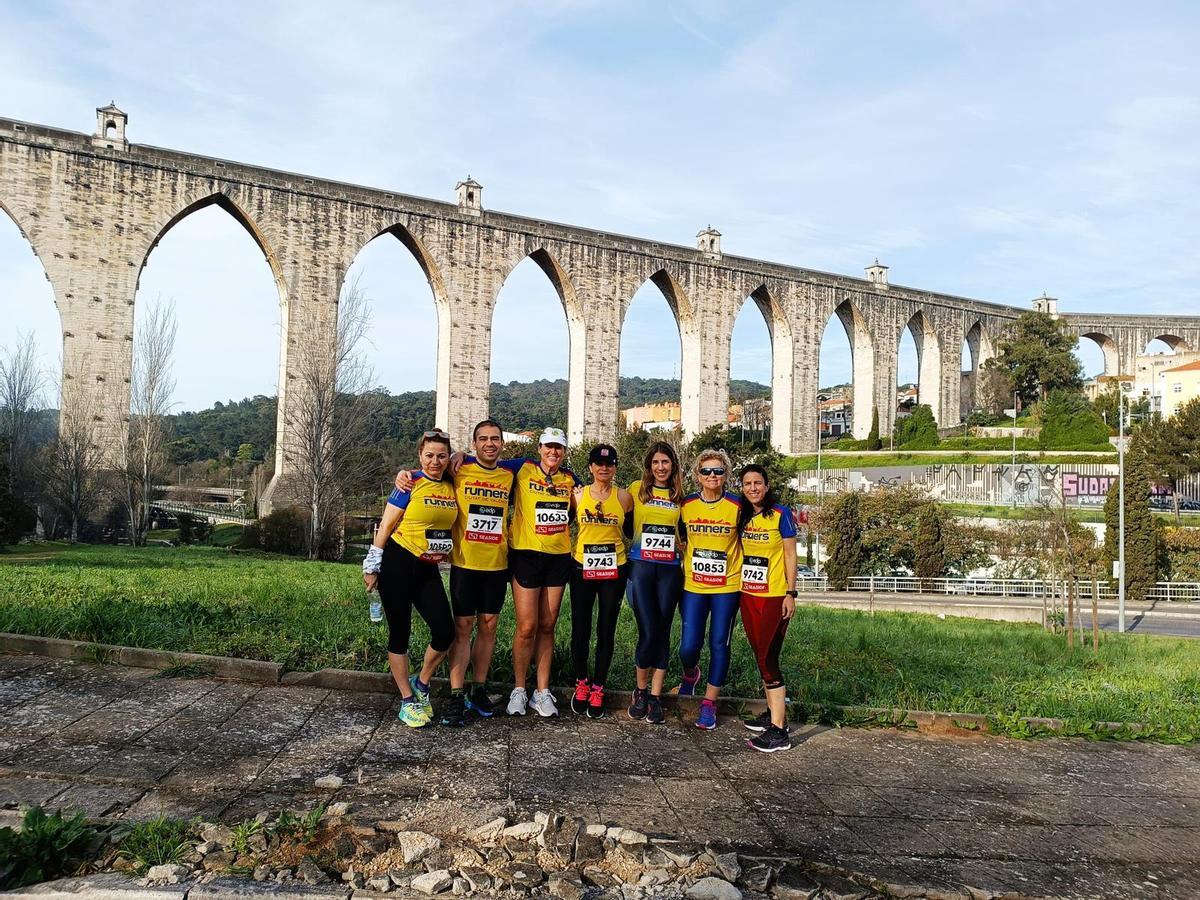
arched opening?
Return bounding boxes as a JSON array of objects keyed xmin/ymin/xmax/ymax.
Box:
[
  {"xmin": 1145, "ymin": 335, "xmax": 1186, "ymax": 356},
  {"xmin": 1138, "ymin": 335, "xmax": 1190, "ymax": 407},
  {"xmin": 618, "ymin": 273, "xmax": 683, "ymax": 436},
  {"xmin": 819, "ymin": 301, "xmax": 874, "ymax": 441},
  {"xmin": 900, "ymin": 310, "xmax": 941, "ymax": 425},
  {"xmin": 489, "ymin": 250, "xmax": 573, "ymax": 436},
  {"xmin": 135, "ymin": 198, "xmax": 283, "ymax": 490},
  {"xmin": 1078, "ymin": 332, "xmax": 1117, "ymax": 378},
  {"xmin": 105, "ymin": 120, "xmax": 117, "ymax": 137},
  {"xmin": 961, "ymin": 321, "xmax": 992, "ymax": 419},
  {"xmin": 0, "ymin": 206, "xmax": 59, "ymax": 482},
  {"xmin": 730, "ymin": 287, "xmax": 790, "ymax": 447}
]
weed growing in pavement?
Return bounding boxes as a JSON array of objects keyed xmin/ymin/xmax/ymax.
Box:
[
  {"xmin": 152, "ymin": 660, "xmax": 214, "ymax": 679},
  {"xmin": 116, "ymin": 814, "xmax": 194, "ymax": 873},
  {"xmin": 0, "ymin": 806, "xmax": 99, "ymax": 889},
  {"xmin": 228, "ymin": 818, "xmax": 264, "ymax": 855},
  {"xmin": 271, "ymin": 805, "xmax": 325, "ymax": 844}
]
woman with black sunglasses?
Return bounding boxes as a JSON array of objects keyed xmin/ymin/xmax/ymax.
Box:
[
  {"xmin": 677, "ymin": 448, "xmax": 742, "ymax": 731},
  {"xmin": 568, "ymin": 443, "xmax": 633, "ymax": 719}
]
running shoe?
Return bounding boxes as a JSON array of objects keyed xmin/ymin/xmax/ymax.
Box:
[
  {"xmin": 507, "ymin": 686, "xmax": 529, "ymax": 716},
  {"xmin": 587, "ymin": 683, "xmax": 606, "ymax": 719},
  {"xmin": 628, "ymin": 687, "xmax": 648, "ymax": 720},
  {"xmin": 571, "ymin": 678, "xmax": 591, "ymax": 715},
  {"xmin": 398, "ymin": 698, "xmax": 431, "ymax": 729},
  {"xmin": 646, "ymin": 694, "xmax": 665, "ymax": 725},
  {"xmin": 440, "ymin": 693, "xmax": 466, "ymax": 727},
  {"xmin": 678, "ymin": 666, "xmax": 702, "ymax": 697},
  {"xmin": 743, "ymin": 710, "xmax": 773, "ymax": 733},
  {"xmin": 466, "ymin": 685, "xmax": 495, "ymax": 718},
  {"xmin": 747, "ymin": 725, "xmax": 793, "ymax": 753},
  {"xmin": 695, "ymin": 698, "xmax": 717, "ymax": 731},
  {"xmin": 409, "ymin": 676, "xmax": 433, "ymax": 718},
  {"xmin": 530, "ymin": 688, "xmax": 559, "ymax": 718}
]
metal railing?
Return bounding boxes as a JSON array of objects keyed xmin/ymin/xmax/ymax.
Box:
[
  {"xmin": 827, "ymin": 576, "xmax": 1200, "ymax": 602},
  {"xmin": 152, "ymin": 500, "xmax": 251, "ymax": 526}
]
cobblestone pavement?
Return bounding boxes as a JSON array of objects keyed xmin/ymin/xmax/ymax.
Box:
[{"xmin": 1, "ymin": 654, "xmax": 1198, "ymax": 899}]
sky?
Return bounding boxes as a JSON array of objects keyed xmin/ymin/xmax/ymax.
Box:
[{"xmin": 2, "ymin": 1, "xmax": 1198, "ymax": 411}]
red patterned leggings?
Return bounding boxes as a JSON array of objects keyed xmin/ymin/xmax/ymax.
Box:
[{"xmin": 739, "ymin": 593, "xmax": 789, "ymax": 689}]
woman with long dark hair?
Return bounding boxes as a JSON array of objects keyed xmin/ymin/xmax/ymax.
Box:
[
  {"xmin": 624, "ymin": 441, "xmax": 685, "ymax": 725},
  {"xmin": 736, "ymin": 463, "xmax": 798, "ymax": 752},
  {"xmin": 363, "ymin": 430, "xmax": 458, "ymax": 728}
]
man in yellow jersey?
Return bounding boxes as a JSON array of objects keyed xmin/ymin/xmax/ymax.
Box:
[{"xmin": 394, "ymin": 419, "xmax": 515, "ymax": 726}]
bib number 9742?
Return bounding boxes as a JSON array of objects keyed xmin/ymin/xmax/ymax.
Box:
[{"xmin": 741, "ymin": 555, "xmax": 769, "ymax": 593}]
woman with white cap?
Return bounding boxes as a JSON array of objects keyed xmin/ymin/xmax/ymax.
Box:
[{"xmin": 501, "ymin": 427, "xmax": 581, "ymax": 716}]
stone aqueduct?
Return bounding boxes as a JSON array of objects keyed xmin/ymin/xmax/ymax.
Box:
[{"xmin": 3, "ymin": 106, "xmax": 1200, "ymax": 495}]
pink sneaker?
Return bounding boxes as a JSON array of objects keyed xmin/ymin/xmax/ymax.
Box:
[
  {"xmin": 571, "ymin": 678, "xmax": 590, "ymax": 715},
  {"xmin": 587, "ymin": 683, "xmax": 606, "ymax": 719}
]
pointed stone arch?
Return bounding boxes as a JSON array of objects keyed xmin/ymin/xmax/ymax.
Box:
[
  {"xmin": 730, "ymin": 284, "xmax": 794, "ymax": 452},
  {"xmin": 901, "ymin": 309, "xmax": 942, "ymax": 424},
  {"xmin": 827, "ymin": 298, "xmax": 875, "ymax": 440},
  {"xmin": 1080, "ymin": 331, "xmax": 1119, "ymax": 376},
  {"xmin": 961, "ymin": 320, "xmax": 994, "ymax": 418}
]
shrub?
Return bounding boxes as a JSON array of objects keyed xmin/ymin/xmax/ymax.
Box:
[
  {"xmin": 893, "ymin": 404, "xmax": 939, "ymax": 450},
  {"xmin": 865, "ymin": 408, "xmax": 882, "ymax": 451},
  {"xmin": 176, "ymin": 513, "xmax": 212, "ymax": 545},
  {"xmin": 1039, "ymin": 389, "xmax": 1111, "ymax": 450},
  {"xmin": 0, "ymin": 806, "xmax": 98, "ymax": 889},
  {"xmin": 240, "ymin": 507, "xmax": 308, "ymax": 556}
]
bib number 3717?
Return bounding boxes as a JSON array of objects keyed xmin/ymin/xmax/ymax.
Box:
[
  {"xmin": 466, "ymin": 503, "xmax": 503, "ymax": 544},
  {"xmin": 582, "ymin": 543, "xmax": 618, "ymax": 580},
  {"xmin": 691, "ymin": 548, "xmax": 727, "ymax": 587}
]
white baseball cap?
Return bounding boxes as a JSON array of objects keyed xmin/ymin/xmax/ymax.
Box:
[{"xmin": 538, "ymin": 427, "xmax": 567, "ymax": 447}]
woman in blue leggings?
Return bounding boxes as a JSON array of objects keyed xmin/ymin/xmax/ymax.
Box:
[
  {"xmin": 677, "ymin": 448, "xmax": 743, "ymax": 730},
  {"xmin": 625, "ymin": 442, "xmax": 686, "ymax": 725}
]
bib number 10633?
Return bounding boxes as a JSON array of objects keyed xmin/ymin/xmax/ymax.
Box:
[{"xmin": 534, "ymin": 501, "xmax": 570, "ymax": 535}]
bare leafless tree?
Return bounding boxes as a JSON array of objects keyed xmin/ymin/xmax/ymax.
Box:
[
  {"xmin": 285, "ymin": 276, "xmax": 383, "ymax": 559},
  {"xmin": 43, "ymin": 369, "xmax": 102, "ymax": 542},
  {"xmin": 0, "ymin": 331, "xmax": 48, "ymax": 494},
  {"xmin": 119, "ymin": 298, "xmax": 177, "ymax": 545}
]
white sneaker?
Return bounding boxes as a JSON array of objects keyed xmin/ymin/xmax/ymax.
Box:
[
  {"xmin": 530, "ymin": 688, "xmax": 559, "ymax": 718},
  {"xmin": 507, "ymin": 687, "xmax": 528, "ymax": 716}
]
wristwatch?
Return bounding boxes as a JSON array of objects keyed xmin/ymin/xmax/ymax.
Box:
[{"xmin": 785, "ymin": 590, "xmax": 797, "ymax": 598}]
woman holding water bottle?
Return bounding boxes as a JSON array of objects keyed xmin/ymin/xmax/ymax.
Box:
[{"xmin": 362, "ymin": 429, "xmax": 458, "ymax": 728}]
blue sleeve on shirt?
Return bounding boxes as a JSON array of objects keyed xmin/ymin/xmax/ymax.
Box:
[
  {"xmin": 776, "ymin": 505, "xmax": 797, "ymax": 538},
  {"xmin": 563, "ymin": 467, "xmax": 582, "ymax": 487},
  {"xmin": 497, "ymin": 458, "xmax": 526, "ymax": 473},
  {"xmin": 387, "ymin": 487, "xmax": 412, "ymax": 509}
]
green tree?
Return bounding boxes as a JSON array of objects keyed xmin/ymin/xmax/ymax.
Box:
[
  {"xmin": 893, "ymin": 404, "xmax": 939, "ymax": 449},
  {"xmin": 1038, "ymin": 389, "xmax": 1111, "ymax": 449},
  {"xmin": 913, "ymin": 504, "xmax": 947, "ymax": 582},
  {"xmin": 1103, "ymin": 441, "xmax": 1166, "ymax": 604},
  {"xmin": 822, "ymin": 491, "xmax": 862, "ymax": 590},
  {"xmin": 1138, "ymin": 398, "xmax": 1200, "ymax": 524},
  {"xmin": 865, "ymin": 407, "xmax": 881, "ymax": 451},
  {"xmin": 235, "ymin": 442, "xmax": 256, "ymax": 461},
  {"xmin": 989, "ymin": 311, "xmax": 1083, "ymax": 405}
]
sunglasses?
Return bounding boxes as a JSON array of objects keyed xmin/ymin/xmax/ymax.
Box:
[
  {"xmin": 423, "ymin": 430, "xmax": 450, "ymax": 439},
  {"xmin": 699, "ymin": 466, "xmax": 726, "ymax": 476}
]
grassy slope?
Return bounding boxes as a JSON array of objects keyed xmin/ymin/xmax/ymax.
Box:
[
  {"xmin": 1, "ymin": 544, "xmax": 1196, "ymax": 737},
  {"xmin": 786, "ymin": 451, "xmax": 1116, "ymax": 471}
]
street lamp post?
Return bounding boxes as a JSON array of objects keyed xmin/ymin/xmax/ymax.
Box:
[
  {"xmin": 1117, "ymin": 388, "xmax": 1126, "ymax": 633},
  {"xmin": 814, "ymin": 408, "xmax": 823, "ymax": 577}
]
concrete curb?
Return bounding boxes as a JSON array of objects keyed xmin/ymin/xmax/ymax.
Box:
[
  {"xmin": 0, "ymin": 632, "xmax": 1160, "ymax": 740},
  {"xmin": 0, "ymin": 633, "xmax": 283, "ymax": 685}
]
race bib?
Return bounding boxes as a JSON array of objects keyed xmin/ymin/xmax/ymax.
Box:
[
  {"xmin": 640, "ymin": 523, "xmax": 676, "ymax": 562},
  {"xmin": 691, "ymin": 548, "xmax": 727, "ymax": 587},
  {"xmin": 742, "ymin": 555, "xmax": 769, "ymax": 594},
  {"xmin": 465, "ymin": 503, "xmax": 503, "ymax": 544},
  {"xmin": 582, "ymin": 543, "xmax": 618, "ymax": 580},
  {"xmin": 422, "ymin": 529, "xmax": 452, "ymax": 561},
  {"xmin": 534, "ymin": 501, "xmax": 570, "ymax": 535}
]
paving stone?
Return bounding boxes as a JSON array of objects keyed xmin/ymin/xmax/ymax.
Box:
[
  {"xmin": 686, "ymin": 877, "xmax": 742, "ymax": 900},
  {"xmin": 395, "ymin": 830, "xmax": 442, "ymax": 864},
  {"xmin": 0, "ymin": 774, "xmax": 72, "ymax": 808},
  {"xmin": 411, "ymin": 870, "xmax": 452, "ymax": 894},
  {"xmin": 771, "ymin": 865, "xmax": 820, "ymax": 900}
]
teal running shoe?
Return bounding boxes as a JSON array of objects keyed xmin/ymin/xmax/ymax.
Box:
[
  {"xmin": 398, "ymin": 698, "xmax": 431, "ymax": 728},
  {"xmin": 409, "ymin": 676, "xmax": 433, "ymax": 717}
]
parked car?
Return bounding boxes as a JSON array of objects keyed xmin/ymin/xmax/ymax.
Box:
[{"xmin": 796, "ymin": 564, "xmax": 816, "ymax": 579}]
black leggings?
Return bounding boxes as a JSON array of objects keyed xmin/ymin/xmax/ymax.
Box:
[
  {"xmin": 626, "ymin": 559, "xmax": 682, "ymax": 670},
  {"xmin": 378, "ymin": 541, "xmax": 454, "ymax": 656},
  {"xmin": 569, "ymin": 563, "xmax": 629, "ymax": 686}
]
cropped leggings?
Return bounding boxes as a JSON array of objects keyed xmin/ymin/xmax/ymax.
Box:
[
  {"xmin": 678, "ymin": 590, "xmax": 741, "ymax": 689},
  {"xmin": 569, "ymin": 564, "xmax": 630, "ymax": 686},
  {"xmin": 739, "ymin": 593, "xmax": 789, "ymax": 689},
  {"xmin": 378, "ymin": 540, "xmax": 455, "ymax": 656},
  {"xmin": 626, "ymin": 559, "xmax": 682, "ymax": 670}
]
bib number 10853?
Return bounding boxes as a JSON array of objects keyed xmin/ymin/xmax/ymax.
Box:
[{"xmin": 691, "ymin": 548, "xmax": 727, "ymax": 586}]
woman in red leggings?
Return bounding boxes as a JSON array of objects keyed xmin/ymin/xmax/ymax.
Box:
[{"xmin": 736, "ymin": 464, "xmax": 798, "ymax": 753}]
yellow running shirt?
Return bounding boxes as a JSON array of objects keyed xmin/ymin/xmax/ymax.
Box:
[
  {"xmin": 388, "ymin": 473, "xmax": 458, "ymax": 562},
  {"xmin": 739, "ymin": 504, "xmax": 798, "ymax": 596},
  {"xmin": 573, "ymin": 485, "xmax": 627, "ymax": 580},
  {"xmin": 504, "ymin": 459, "xmax": 581, "ymax": 555},
  {"xmin": 451, "ymin": 458, "xmax": 516, "ymax": 571},
  {"xmin": 680, "ymin": 492, "xmax": 743, "ymax": 594},
  {"xmin": 628, "ymin": 479, "xmax": 682, "ymax": 565}
]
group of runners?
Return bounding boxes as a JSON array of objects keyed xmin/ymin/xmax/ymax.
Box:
[{"xmin": 360, "ymin": 420, "xmax": 799, "ymax": 754}]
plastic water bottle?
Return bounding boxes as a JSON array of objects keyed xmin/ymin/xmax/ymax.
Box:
[{"xmin": 368, "ymin": 588, "xmax": 383, "ymax": 624}]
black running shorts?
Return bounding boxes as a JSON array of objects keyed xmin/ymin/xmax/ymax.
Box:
[
  {"xmin": 449, "ymin": 565, "xmax": 509, "ymax": 617},
  {"xmin": 508, "ymin": 549, "xmax": 573, "ymax": 589}
]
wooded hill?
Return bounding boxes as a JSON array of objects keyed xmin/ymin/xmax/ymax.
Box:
[{"xmin": 164, "ymin": 376, "xmax": 770, "ymax": 463}]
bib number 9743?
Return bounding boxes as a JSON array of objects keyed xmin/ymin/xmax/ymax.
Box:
[{"xmin": 582, "ymin": 543, "xmax": 618, "ymax": 580}]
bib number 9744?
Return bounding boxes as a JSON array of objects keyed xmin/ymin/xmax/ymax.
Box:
[{"xmin": 640, "ymin": 523, "xmax": 676, "ymax": 562}]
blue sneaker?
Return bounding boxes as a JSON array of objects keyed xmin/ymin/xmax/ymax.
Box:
[
  {"xmin": 409, "ymin": 676, "xmax": 433, "ymax": 717},
  {"xmin": 465, "ymin": 685, "xmax": 494, "ymax": 718},
  {"xmin": 695, "ymin": 698, "xmax": 717, "ymax": 731},
  {"xmin": 678, "ymin": 667, "xmax": 702, "ymax": 697}
]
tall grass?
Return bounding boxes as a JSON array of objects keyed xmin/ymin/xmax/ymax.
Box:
[{"xmin": 1, "ymin": 544, "xmax": 1196, "ymax": 736}]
